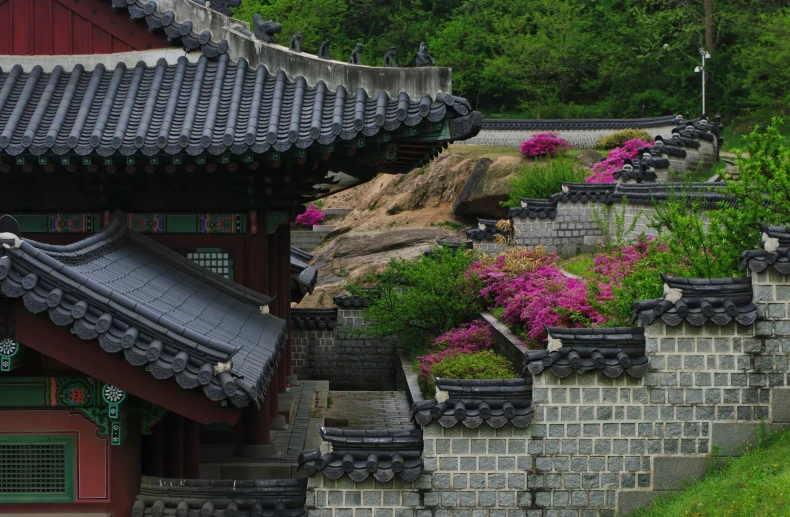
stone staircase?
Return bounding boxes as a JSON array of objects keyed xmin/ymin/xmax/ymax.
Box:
[{"xmin": 198, "ymin": 379, "xmax": 328, "ymax": 479}]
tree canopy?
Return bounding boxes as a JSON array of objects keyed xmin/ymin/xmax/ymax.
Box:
[{"xmin": 236, "ymin": 0, "xmax": 790, "ymax": 125}]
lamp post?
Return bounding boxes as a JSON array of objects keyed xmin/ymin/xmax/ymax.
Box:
[{"xmin": 694, "ymin": 48, "xmax": 711, "ymax": 114}]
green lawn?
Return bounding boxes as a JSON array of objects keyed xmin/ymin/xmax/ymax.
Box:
[
  {"xmin": 558, "ymin": 253, "xmax": 596, "ymax": 278},
  {"xmin": 627, "ymin": 426, "xmax": 790, "ymax": 517}
]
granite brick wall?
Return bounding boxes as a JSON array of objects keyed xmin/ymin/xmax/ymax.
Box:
[
  {"xmin": 455, "ymin": 126, "xmax": 678, "ymax": 150},
  {"xmin": 304, "ymin": 269, "xmax": 790, "ymax": 516},
  {"xmin": 292, "ymin": 308, "xmax": 396, "ymax": 390}
]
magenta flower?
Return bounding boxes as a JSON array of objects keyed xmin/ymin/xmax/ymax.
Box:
[
  {"xmin": 586, "ymin": 139, "xmax": 653, "ymax": 183},
  {"xmin": 520, "ymin": 132, "xmax": 572, "ymax": 158},
  {"xmin": 292, "ymin": 203, "xmax": 326, "ymax": 227}
]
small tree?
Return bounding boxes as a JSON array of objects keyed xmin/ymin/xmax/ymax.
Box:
[{"xmin": 349, "ymin": 245, "xmax": 484, "ymax": 352}]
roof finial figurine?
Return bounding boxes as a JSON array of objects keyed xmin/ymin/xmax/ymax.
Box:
[
  {"xmin": 208, "ymin": 0, "xmax": 241, "ymax": 17},
  {"xmin": 349, "ymin": 43, "xmax": 363, "ymax": 64},
  {"xmin": 415, "ymin": 42, "xmax": 435, "ymax": 67},
  {"xmin": 252, "ymin": 15, "xmax": 282, "ymax": 43},
  {"xmin": 383, "ymin": 47, "xmax": 397, "ymax": 67},
  {"xmin": 318, "ymin": 40, "xmax": 332, "ymax": 60},
  {"xmin": 289, "ymin": 31, "xmax": 303, "ymax": 52}
]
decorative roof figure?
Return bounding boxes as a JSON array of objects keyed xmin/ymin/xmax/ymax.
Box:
[
  {"xmin": 253, "ymin": 15, "xmax": 282, "ymax": 43},
  {"xmin": 318, "ymin": 40, "xmax": 332, "ymax": 59},
  {"xmin": 289, "ymin": 31, "xmax": 304, "ymax": 52},
  {"xmin": 383, "ymin": 47, "xmax": 398, "ymax": 67},
  {"xmin": 208, "ymin": 0, "xmax": 242, "ymax": 17},
  {"xmin": 416, "ymin": 42, "xmax": 435, "ymax": 67},
  {"xmin": 349, "ymin": 43, "xmax": 363, "ymax": 64}
]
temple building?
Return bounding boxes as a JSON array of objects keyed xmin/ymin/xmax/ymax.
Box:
[{"xmin": 0, "ymin": 0, "xmax": 481, "ymax": 514}]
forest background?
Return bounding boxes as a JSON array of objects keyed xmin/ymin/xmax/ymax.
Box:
[{"xmin": 236, "ymin": 0, "xmax": 789, "ymax": 139}]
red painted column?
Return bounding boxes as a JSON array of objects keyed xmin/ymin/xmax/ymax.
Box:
[
  {"xmin": 246, "ymin": 212, "xmax": 272, "ymax": 445},
  {"xmin": 278, "ymin": 225, "xmax": 292, "ymax": 378},
  {"xmin": 163, "ymin": 414, "xmax": 184, "ymax": 478},
  {"xmin": 269, "ymin": 367, "xmax": 280, "ymax": 417},
  {"xmin": 183, "ymin": 419, "xmax": 200, "ymax": 479}
]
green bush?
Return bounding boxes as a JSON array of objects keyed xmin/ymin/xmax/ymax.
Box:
[
  {"xmin": 596, "ymin": 129, "xmax": 652, "ymax": 150},
  {"xmin": 425, "ymin": 350, "xmax": 517, "ymax": 397},
  {"xmin": 349, "ymin": 244, "xmax": 484, "ymax": 353},
  {"xmin": 501, "ymin": 157, "xmax": 587, "ymax": 207}
]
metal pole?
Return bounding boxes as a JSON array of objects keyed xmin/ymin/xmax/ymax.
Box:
[{"xmin": 701, "ymin": 53, "xmax": 706, "ymax": 114}]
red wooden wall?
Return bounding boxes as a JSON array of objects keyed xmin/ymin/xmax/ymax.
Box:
[{"xmin": 0, "ymin": 0, "xmax": 169, "ymax": 55}]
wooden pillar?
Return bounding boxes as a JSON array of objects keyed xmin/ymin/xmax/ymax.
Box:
[
  {"xmin": 148, "ymin": 421, "xmax": 165, "ymax": 477},
  {"xmin": 244, "ymin": 212, "xmax": 272, "ymax": 446},
  {"xmin": 278, "ymin": 226, "xmax": 292, "ymax": 378},
  {"xmin": 183, "ymin": 419, "xmax": 200, "ymax": 479},
  {"xmin": 163, "ymin": 414, "xmax": 184, "ymax": 478},
  {"xmin": 269, "ymin": 367, "xmax": 280, "ymax": 417},
  {"xmin": 246, "ymin": 393, "xmax": 271, "ymax": 445},
  {"xmin": 268, "ymin": 229, "xmax": 285, "ymax": 398}
]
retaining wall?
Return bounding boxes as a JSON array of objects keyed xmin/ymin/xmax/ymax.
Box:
[
  {"xmin": 292, "ymin": 307, "xmax": 397, "ymax": 390},
  {"xmin": 304, "ymin": 267, "xmax": 790, "ymax": 516},
  {"xmin": 458, "ymin": 124, "xmax": 679, "ymax": 150}
]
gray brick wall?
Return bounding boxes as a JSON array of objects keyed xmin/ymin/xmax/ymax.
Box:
[
  {"xmin": 292, "ymin": 308, "xmax": 396, "ymax": 390},
  {"xmin": 305, "ymin": 270, "xmax": 790, "ymax": 516}
]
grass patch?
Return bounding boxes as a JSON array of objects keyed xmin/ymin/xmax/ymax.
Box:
[
  {"xmin": 628, "ymin": 425, "xmax": 790, "ymax": 517},
  {"xmin": 501, "ymin": 157, "xmax": 587, "ymax": 206},
  {"xmin": 430, "ymin": 221, "xmax": 467, "ymax": 230},
  {"xmin": 722, "ymin": 117, "xmax": 790, "ymax": 152},
  {"xmin": 558, "ymin": 253, "xmax": 595, "ymax": 278}
]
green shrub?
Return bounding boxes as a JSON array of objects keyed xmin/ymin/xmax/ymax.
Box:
[
  {"xmin": 501, "ymin": 157, "xmax": 587, "ymax": 207},
  {"xmin": 349, "ymin": 244, "xmax": 484, "ymax": 354},
  {"xmin": 424, "ymin": 350, "xmax": 517, "ymax": 397},
  {"xmin": 596, "ymin": 129, "xmax": 652, "ymax": 150}
]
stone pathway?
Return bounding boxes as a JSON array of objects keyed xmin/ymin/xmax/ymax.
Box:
[
  {"xmin": 272, "ymin": 380, "xmax": 315, "ymax": 461},
  {"xmin": 326, "ymin": 391, "xmax": 415, "ymax": 430}
]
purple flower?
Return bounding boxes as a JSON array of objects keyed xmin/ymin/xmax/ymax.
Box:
[{"xmin": 520, "ymin": 133, "xmax": 572, "ymax": 158}]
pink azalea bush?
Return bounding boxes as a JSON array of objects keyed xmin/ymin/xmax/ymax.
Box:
[
  {"xmin": 416, "ymin": 320, "xmax": 495, "ymax": 395},
  {"xmin": 520, "ymin": 132, "xmax": 572, "ymax": 158},
  {"xmin": 468, "ymin": 252, "xmax": 603, "ymax": 346},
  {"xmin": 585, "ymin": 138, "xmax": 653, "ymax": 183},
  {"xmin": 292, "ymin": 203, "xmax": 325, "ymax": 227}
]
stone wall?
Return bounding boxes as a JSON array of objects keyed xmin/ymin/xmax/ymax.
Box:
[
  {"xmin": 292, "ymin": 308, "xmax": 397, "ymax": 390},
  {"xmin": 304, "ymin": 267, "xmax": 790, "ymax": 516},
  {"xmin": 456, "ymin": 125, "xmax": 679, "ymax": 150}
]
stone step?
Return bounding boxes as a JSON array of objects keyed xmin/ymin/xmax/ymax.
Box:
[
  {"xmin": 322, "ymin": 208, "xmax": 353, "ymax": 219},
  {"xmin": 311, "ymin": 224, "xmax": 337, "ymax": 232}
]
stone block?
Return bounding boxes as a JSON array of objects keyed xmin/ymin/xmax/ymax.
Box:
[
  {"xmin": 617, "ymin": 491, "xmax": 674, "ymax": 516},
  {"xmin": 653, "ymin": 456, "xmax": 711, "ymax": 490}
]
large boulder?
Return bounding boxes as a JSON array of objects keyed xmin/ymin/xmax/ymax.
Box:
[
  {"xmin": 452, "ymin": 156, "xmax": 523, "ymax": 219},
  {"xmin": 311, "ymin": 228, "xmax": 465, "ymax": 288},
  {"xmin": 576, "ymin": 149, "xmax": 605, "ymax": 168}
]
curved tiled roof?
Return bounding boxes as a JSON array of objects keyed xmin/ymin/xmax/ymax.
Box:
[
  {"xmin": 466, "ymin": 218, "xmax": 509, "ymax": 242},
  {"xmin": 298, "ymin": 428, "xmax": 423, "ymax": 482},
  {"xmin": 290, "ymin": 246, "xmax": 317, "ymax": 296},
  {"xmin": 612, "ymin": 161, "xmax": 658, "ymax": 183},
  {"xmin": 633, "ymin": 275, "xmax": 756, "ymax": 327},
  {"xmin": 131, "ymin": 476, "xmax": 307, "ymax": 517},
  {"xmin": 0, "ymin": 213, "xmax": 286, "ymax": 407},
  {"xmin": 509, "ymin": 199, "xmax": 557, "ymax": 219},
  {"xmin": 481, "ymin": 114, "xmax": 682, "ymax": 131},
  {"xmin": 523, "ymin": 327, "xmax": 648, "ymax": 379},
  {"xmin": 104, "ymin": 0, "xmax": 230, "ymax": 58},
  {"xmin": 0, "ymin": 55, "xmax": 473, "ymax": 158},
  {"xmin": 549, "ymin": 183, "xmax": 617, "ymax": 204},
  {"xmin": 412, "ymin": 378, "xmax": 533, "ymax": 429},
  {"xmin": 291, "ymin": 308, "xmax": 338, "ymax": 330},
  {"xmin": 740, "ymin": 224, "xmax": 790, "ymax": 274}
]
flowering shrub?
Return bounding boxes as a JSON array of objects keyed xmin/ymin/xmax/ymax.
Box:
[
  {"xmin": 596, "ymin": 129, "xmax": 651, "ymax": 150},
  {"xmin": 585, "ymin": 138, "xmax": 653, "ymax": 183},
  {"xmin": 519, "ymin": 132, "xmax": 572, "ymax": 158},
  {"xmin": 292, "ymin": 203, "xmax": 325, "ymax": 227},
  {"xmin": 417, "ymin": 320, "xmax": 495, "ymax": 395},
  {"xmin": 468, "ymin": 248, "xmax": 602, "ymax": 346},
  {"xmin": 587, "ymin": 236, "xmax": 691, "ymax": 325},
  {"xmin": 423, "ymin": 350, "xmax": 516, "ymax": 397}
]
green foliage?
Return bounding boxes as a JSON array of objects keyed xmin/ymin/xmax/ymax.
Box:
[
  {"xmin": 628, "ymin": 426, "xmax": 790, "ymax": 517},
  {"xmin": 648, "ymin": 119, "xmax": 790, "ymax": 279},
  {"xmin": 557, "ymin": 253, "xmax": 595, "ymax": 278},
  {"xmin": 236, "ymin": 0, "xmax": 789, "ymax": 127},
  {"xmin": 349, "ymin": 245, "xmax": 484, "ymax": 352},
  {"xmin": 501, "ymin": 157, "xmax": 586, "ymax": 207},
  {"xmin": 595, "ymin": 129, "xmax": 652, "ymax": 150},
  {"xmin": 424, "ymin": 350, "xmax": 516, "ymax": 397}
]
